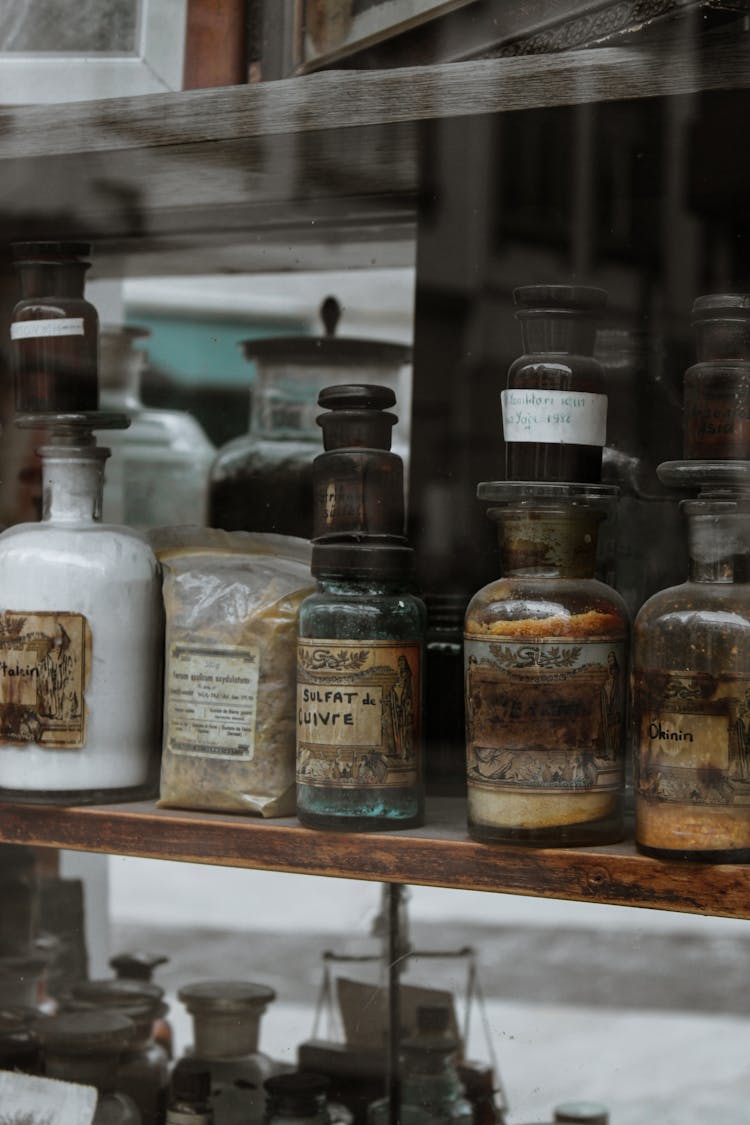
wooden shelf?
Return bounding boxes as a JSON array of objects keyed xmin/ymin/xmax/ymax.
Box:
[
  {"xmin": 0, "ymin": 29, "xmax": 748, "ymax": 274},
  {"xmin": 1, "ymin": 796, "xmax": 749, "ymax": 920}
]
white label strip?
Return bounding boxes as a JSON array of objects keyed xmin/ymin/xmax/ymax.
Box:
[
  {"xmin": 501, "ymin": 388, "xmax": 608, "ymax": 447},
  {"xmin": 0, "ymin": 1071, "xmax": 97, "ymax": 1124},
  {"xmin": 11, "ymin": 317, "xmax": 85, "ymax": 340}
]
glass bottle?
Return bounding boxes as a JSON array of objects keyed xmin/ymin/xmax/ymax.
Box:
[
  {"xmin": 177, "ymin": 980, "xmax": 277, "ymax": 1125},
  {"xmin": 296, "ymin": 543, "xmax": 425, "ymax": 831},
  {"xmin": 368, "ymin": 1035, "xmax": 474, "ymax": 1125},
  {"xmin": 263, "ymin": 1073, "xmax": 332, "ymax": 1124},
  {"xmin": 423, "ymin": 594, "xmax": 468, "ymax": 797},
  {"xmin": 0, "ymin": 428, "xmax": 163, "ymax": 803},
  {"xmin": 65, "ymin": 978, "xmax": 170, "ymax": 1125},
  {"xmin": 683, "ymin": 294, "xmax": 750, "ymax": 461},
  {"xmin": 99, "ymin": 325, "xmax": 215, "ymax": 527},
  {"xmin": 11, "ymin": 242, "xmax": 99, "ymax": 413},
  {"xmin": 209, "ymin": 298, "xmax": 410, "ymax": 540},
  {"xmin": 168, "ymin": 1059, "xmax": 214, "ymax": 1124},
  {"xmin": 634, "ymin": 485, "xmax": 750, "ymax": 861},
  {"xmin": 313, "ymin": 384, "xmax": 405, "ymax": 542},
  {"xmin": 110, "ymin": 950, "xmax": 172, "ymax": 1056},
  {"xmin": 37, "ymin": 1009, "xmax": 142, "ymax": 1125},
  {"xmin": 464, "ymin": 483, "xmax": 628, "ymax": 846},
  {"xmin": 0, "ymin": 1009, "xmax": 41, "ymax": 1074},
  {"xmin": 503, "ymin": 286, "xmax": 608, "ymax": 484},
  {"xmin": 0, "ymin": 844, "xmax": 39, "ymax": 957}
]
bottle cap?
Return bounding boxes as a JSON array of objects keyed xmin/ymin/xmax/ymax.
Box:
[
  {"xmin": 177, "ymin": 980, "xmax": 276, "ymax": 1013},
  {"xmin": 311, "ymin": 542, "xmax": 415, "ymax": 579},
  {"xmin": 171, "ymin": 1058, "xmax": 212, "ymax": 1103},
  {"xmin": 554, "ymin": 1102, "xmax": 609, "ymax": 1124},
  {"xmin": 513, "ymin": 285, "xmax": 608, "ymax": 311},
  {"xmin": 37, "ymin": 1010, "xmax": 136, "ymax": 1054},
  {"xmin": 109, "ymin": 951, "xmax": 168, "ymax": 981},
  {"xmin": 264, "ymin": 1072, "xmax": 330, "ymax": 1113}
]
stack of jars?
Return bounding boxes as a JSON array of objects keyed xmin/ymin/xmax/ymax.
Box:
[
  {"xmin": 295, "ymin": 384, "xmax": 425, "ymax": 832},
  {"xmin": 633, "ymin": 294, "xmax": 750, "ymax": 862},
  {"xmin": 0, "ymin": 241, "xmax": 163, "ymax": 807},
  {"xmin": 464, "ymin": 285, "xmax": 629, "ymax": 847}
]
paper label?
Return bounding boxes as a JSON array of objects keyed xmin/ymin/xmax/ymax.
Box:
[
  {"xmin": 11, "ymin": 317, "xmax": 85, "ymax": 340},
  {"xmin": 0, "ymin": 1071, "xmax": 97, "ymax": 1123},
  {"xmin": 296, "ymin": 639, "xmax": 421, "ymax": 788},
  {"xmin": 636, "ymin": 671, "xmax": 750, "ymax": 808},
  {"xmin": 501, "ymin": 388, "xmax": 607, "ymax": 446},
  {"xmin": 0, "ymin": 611, "xmax": 90, "ymax": 748},
  {"xmin": 166, "ymin": 642, "xmax": 260, "ymax": 760},
  {"xmin": 464, "ymin": 637, "xmax": 626, "ymax": 793}
]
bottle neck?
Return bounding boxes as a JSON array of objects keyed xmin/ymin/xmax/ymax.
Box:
[
  {"xmin": 687, "ymin": 509, "xmax": 750, "ymax": 583},
  {"xmin": 16, "ymin": 261, "xmax": 88, "ymax": 300},
  {"xmin": 493, "ymin": 509, "xmax": 601, "ymax": 579},
  {"xmin": 316, "ymin": 572, "xmax": 409, "ymax": 596},
  {"xmin": 41, "ymin": 448, "xmax": 107, "ymax": 524},
  {"xmin": 190, "ymin": 1007, "xmax": 263, "ymax": 1059},
  {"xmin": 517, "ymin": 311, "xmax": 596, "ymax": 355}
]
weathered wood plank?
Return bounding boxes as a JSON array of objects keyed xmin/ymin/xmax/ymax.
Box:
[
  {"xmin": 0, "ymin": 798, "xmax": 749, "ymax": 920},
  {"xmin": 0, "ymin": 33, "xmax": 746, "ymax": 163}
]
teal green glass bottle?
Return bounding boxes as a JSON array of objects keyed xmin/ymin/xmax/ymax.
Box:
[
  {"xmin": 296, "ymin": 542, "xmax": 425, "ymax": 831},
  {"xmin": 368, "ymin": 1036, "xmax": 474, "ymax": 1125}
]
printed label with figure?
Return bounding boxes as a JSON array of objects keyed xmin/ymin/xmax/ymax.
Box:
[
  {"xmin": 501, "ymin": 388, "xmax": 607, "ymax": 447},
  {"xmin": 167, "ymin": 642, "xmax": 259, "ymax": 760},
  {"xmin": 296, "ymin": 639, "xmax": 421, "ymax": 788},
  {"xmin": 0, "ymin": 611, "xmax": 90, "ymax": 748},
  {"xmin": 464, "ymin": 636, "xmax": 626, "ymax": 793},
  {"xmin": 11, "ymin": 317, "xmax": 85, "ymax": 340},
  {"xmin": 636, "ymin": 670, "xmax": 750, "ymax": 808}
]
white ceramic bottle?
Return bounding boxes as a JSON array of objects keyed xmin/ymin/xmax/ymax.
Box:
[{"xmin": 0, "ymin": 430, "xmax": 163, "ymax": 803}]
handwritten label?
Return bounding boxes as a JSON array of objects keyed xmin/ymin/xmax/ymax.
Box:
[
  {"xmin": 11, "ymin": 317, "xmax": 85, "ymax": 340},
  {"xmin": 0, "ymin": 1071, "xmax": 97, "ymax": 1124},
  {"xmin": 501, "ymin": 388, "xmax": 607, "ymax": 446},
  {"xmin": 167, "ymin": 642, "xmax": 259, "ymax": 760}
]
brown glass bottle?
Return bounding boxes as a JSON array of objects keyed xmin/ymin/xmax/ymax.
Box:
[
  {"xmin": 11, "ymin": 242, "xmax": 99, "ymax": 413},
  {"xmin": 634, "ymin": 488, "xmax": 750, "ymax": 861},
  {"xmin": 683, "ymin": 294, "xmax": 750, "ymax": 461},
  {"xmin": 504, "ymin": 286, "xmax": 608, "ymax": 483},
  {"xmin": 464, "ymin": 483, "xmax": 628, "ymax": 846},
  {"xmin": 313, "ymin": 383, "xmax": 405, "ymax": 542}
]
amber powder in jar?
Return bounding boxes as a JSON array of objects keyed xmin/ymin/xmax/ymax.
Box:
[{"xmin": 464, "ymin": 483, "xmax": 628, "ymax": 846}]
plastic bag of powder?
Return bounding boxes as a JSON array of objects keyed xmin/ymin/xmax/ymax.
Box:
[{"xmin": 151, "ymin": 528, "xmax": 313, "ymax": 817}]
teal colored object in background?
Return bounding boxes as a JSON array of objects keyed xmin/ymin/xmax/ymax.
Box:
[{"xmin": 125, "ymin": 312, "xmax": 311, "ymax": 387}]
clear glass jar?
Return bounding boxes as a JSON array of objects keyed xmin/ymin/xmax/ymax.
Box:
[
  {"xmin": 368, "ymin": 1037, "xmax": 474, "ymax": 1125},
  {"xmin": 37, "ymin": 1009, "xmax": 142, "ymax": 1125},
  {"xmin": 296, "ymin": 543, "xmax": 425, "ymax": 831},
  {"xmin": 0, "ymin": 430, "xmax": 163, "ymax": 803},
  {"xmin": 209, "ymin": 298, "xmax": 410, "ymax": 540},
  {"xmin": 634, "ymin": 485, "xmax": 750, "ymax": 861},
  {"xmin": 99, "ymin": 325, "xmax": 215, "ymax": 528},
  {"xmin": 503, "ymin": 285, "xmax": 608, "ymax": 484},
  {"xmin": 177, "ymin": 980, "xmax": 277, "ymax": 1125},
  {"xmin": 11, "ymin": 241, "xmax": 99, "ymax": 414},
  {"xmin": 65, "ymin": 978, "xmax": 170, "ymax": 1125},
  {"xmin": 464, "ymin": 483, "xmax": 628, "ymax": 846}
]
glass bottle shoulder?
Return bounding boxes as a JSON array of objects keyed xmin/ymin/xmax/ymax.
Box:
[
  {"xmin": 634, "ymin": 579, "xmax": 750, "ymax": 672},
  {"xmin": 466, "ymin": 575, "xmax": 628, "ymax": 638},
  {"xmin": 0, "ymin": 521, "xmax": 160, "ymax": 580},
  {"xmin": 299, "ymin": 583, "xmax": 426, "ymax": 641}
]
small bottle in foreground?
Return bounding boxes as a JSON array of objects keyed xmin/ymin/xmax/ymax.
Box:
[
  {"xmin": 296, "ymin": 543, "xmax": 425, "ymax": 831},
  {"xmin": 464, "ymin": 483, "xmax": 628, "ymax": 846},
  {"xmin": 264, "ymin": 1072, "xmax": 332, "ymax": 1124},
  {"xmin": 167, "ymin": 1059, "xmax": 213, "ymax": 1124}
]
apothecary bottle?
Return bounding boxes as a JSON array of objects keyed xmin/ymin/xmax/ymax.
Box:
[
  {"xmin": 683, "ymin": 294, "xmax": 750, "ymax": 460},
  {"xmin": 503, "ymin": 286, "xmax": 608, "ymax": 484},
  {"xmin": 296, "ymin": 543, "xmax": 425, "ymax": 831},
  {"xmin": 11, "ymin": 242, "xmax": 99, "ymax": 414},
  {"xmin": 368, "ymin": 1034, "xmax": 474, "ymax": 1124},
  {"xmin": 177, "ymin": 980, "xmax": 277, "ymax": 1125},
  {"xmin": 37, "ymin": 1010, "xmax": 142, "ymax": 1125},
  {"xmin": 64, "ymin": 978, "xmax": 170, "ymax": 1125},
  {"xmin": 313, "ymin": 384, "xmax": 405, "ymax": 542},
  {"xmin": 634, "ymin": 490, "xmax": 750, "ymax": 861},
  {"xmin": 464, "ymin": 483, "xmax": 628, "ymax": 846},
  {"xmin": 99, "ymin": 325, "xmax": 215, "ymax": 527},
  {"xmin": 0, "ymin": 438, "xmax": 163, "ymax": 803}
]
